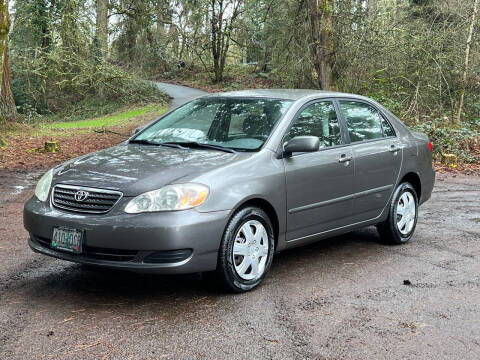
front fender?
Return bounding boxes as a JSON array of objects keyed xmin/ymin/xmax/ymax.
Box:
[{"xmin": 194, "ymin": 150, "xmax": 287, "ymax": 249}]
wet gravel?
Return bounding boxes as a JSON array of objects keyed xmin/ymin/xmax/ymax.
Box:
[
  {"xmin": 1, "ymin": 83, "xmax": 479, "ymax": 359},
  {"xmin": 0, "ymin": 171, "xmax": 479, "ymax": 359}
]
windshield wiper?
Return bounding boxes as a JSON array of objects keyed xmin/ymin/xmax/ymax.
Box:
[
  {"xmin": 161, "ymin": 141, "xmax": 237, "ymax": 153},
  {"xmin": 129, "ymin": 139, "xmax": 158, "ymax": 146},
  {"xmin": 129, "ymin": 139, "xmax": 185, "ymax": 149}
]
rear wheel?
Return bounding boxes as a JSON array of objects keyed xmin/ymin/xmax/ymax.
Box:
[
  {"xmin": 215, "ymin": 207, "xmax": 275, "ymax": 292},
  {"xmin": 377, "ymin": 182, "xmax": 418, "ymax": 244}
]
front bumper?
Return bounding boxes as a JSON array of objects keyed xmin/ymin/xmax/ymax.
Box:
[{"xmin": 24, "ymin": 196, "xmax": 230, "ymax": 274}]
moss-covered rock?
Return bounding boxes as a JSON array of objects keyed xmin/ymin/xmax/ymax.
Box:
[
  {"xmin": 44, "ymin": 141, "xmax": 60, "ymax": 153},
  {"xmin": 0, "ymin": 137, "xmax": 7, "ymax": 149},
  {"xmin": 0, "ymin": 138, "xmax": 8, "ymax": 150}
]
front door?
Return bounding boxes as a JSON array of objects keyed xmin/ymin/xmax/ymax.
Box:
[
  {"xmin": 337, "ymin": 100, "xmax": 403, "ymax": 222},
  {"xmin": 283, "ymin": 100, "xmax": 355, "ymax": 243}
]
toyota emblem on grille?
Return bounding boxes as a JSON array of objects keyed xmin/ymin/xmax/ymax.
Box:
[{"xmin": 74, "ymin": 190, "xmax": 89, "ymax": 202}]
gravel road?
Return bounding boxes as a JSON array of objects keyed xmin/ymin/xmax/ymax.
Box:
[{"xmin": 1, "ymin": 84, "xmax": 479, "ymax": 359}]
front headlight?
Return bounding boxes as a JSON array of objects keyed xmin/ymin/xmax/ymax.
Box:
[
  {"xmin": 34, "ymin": 169, "xmax": 54, "ymax": 202},
  {"xmin": 124, "ymin": 183, "xmax": 209, "ymax": 214}
]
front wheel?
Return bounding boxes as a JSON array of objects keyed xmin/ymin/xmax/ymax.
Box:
[
  {"xmin": 377, "ymin": 182, "xmax": 418, "ymax": 244},
  {"xmin": 215, "ymin": 207, "xmax": 275, "ymax": 292}
]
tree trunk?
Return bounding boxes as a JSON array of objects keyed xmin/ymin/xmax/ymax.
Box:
[
  {"xmin": 455, "ymin": 0, "xmax": 479, "ymax": 125},
  {"xmin": 96, "ymin": 0, "xmax": 108, "ymax": 59},
  {"xmin": 306, "ymin": 0, "xmax": 336, "ymax": 90},
  {"xmin": 242, "ymin": 38, "xmax": 247, "ymax": 65},
  {"xmin": 211, "ymin": 0, "xmax": 222, "ymax": 82},
  {"xmin": 0, "ymin": 0, "xmax": 17, "ymax": 121},
  {"xmin": 60, "ymin": 0, "xmax": 77, "ymax": 50},
  {"xmin": 210, "ymin": 0, "xmax": 240, "ymax": 83},
  {"xmin": 156, "ymin": 0, "xmax": 169, "ymax": 36}
]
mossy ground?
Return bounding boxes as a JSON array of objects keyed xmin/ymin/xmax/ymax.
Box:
[{"xmin": 0, "ymin": 103, "xmax": 168, "ymax": 170}]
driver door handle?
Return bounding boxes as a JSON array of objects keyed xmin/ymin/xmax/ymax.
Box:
[{"xmin": 338, "ymin": 154, "xmax": 353, "ymax": 163}]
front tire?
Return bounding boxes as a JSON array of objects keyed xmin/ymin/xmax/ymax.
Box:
[
  {"xmin": 215, "ymin": 207, "xmax": 275, "ymax": 293},
  {"xmin": 377, "ymin": 182, "xmax": 418, "ymax": 245}
]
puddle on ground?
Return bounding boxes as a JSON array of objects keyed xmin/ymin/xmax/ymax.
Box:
[{"xmin": 0, "ymin": 170, "xmax": 44, "ymax": 204}]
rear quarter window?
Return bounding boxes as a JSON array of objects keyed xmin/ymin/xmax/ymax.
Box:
[{"xmin": 381, "ymin": 116, "xmax": 396, "ymax": 137}]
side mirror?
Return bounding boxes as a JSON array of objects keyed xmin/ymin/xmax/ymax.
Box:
[
  {"xmin": 284, "ymin": 136, "xmax": 320, "ymax": 156},
  {"xmin": 132, "ymin": 126, "xmax": 144, "ymax": 136}
]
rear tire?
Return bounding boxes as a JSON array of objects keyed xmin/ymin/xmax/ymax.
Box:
[
  {"xmin": 214, "ymin": 206, "xmax": 275, "ymax": 293},
  {"xmin": 377, "ymin": 182, "xmax": 418, "ymax": 245}
]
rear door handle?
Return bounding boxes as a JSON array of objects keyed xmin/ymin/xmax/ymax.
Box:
[
  {"xmin": 389, "ymin": 145, "xmax": 401, "ymax": 153},
  {"xmin": 338, "ymin": 154, "xmax": 353, "ymax": 163}
]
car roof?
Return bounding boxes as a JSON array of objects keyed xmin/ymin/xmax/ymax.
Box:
[{"xmin": 203, "ymin": 89, "xmax": 371, "ymax": 102}]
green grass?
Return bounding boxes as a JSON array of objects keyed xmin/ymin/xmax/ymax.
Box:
[{"xmin": 44, "ymin": 104, "xmax": 168, "ymax": 130}]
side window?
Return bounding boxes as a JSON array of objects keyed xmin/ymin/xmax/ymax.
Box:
[
  {"xmin": 381, "ymin": 116, "xmax": 396, "ymax": 137},
  {"xmin": 339, "ymin": 101, "xmax": 384, "ymax": 143},
  {"xmin": 285, "ymin": 101, "xmax": 342, "ymax": 148}
]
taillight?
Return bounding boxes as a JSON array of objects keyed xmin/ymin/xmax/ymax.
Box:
[{"xmin": 428, "ymin": 142, "xmax": 433, "ymax": 152}]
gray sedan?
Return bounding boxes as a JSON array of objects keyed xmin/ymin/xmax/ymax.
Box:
[{"xmin": 24, "ymin": 89, "xmax": 435, "ymax": 292}]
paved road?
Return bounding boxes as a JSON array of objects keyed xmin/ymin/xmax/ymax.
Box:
[
  {"xmin": 155, "ymin": 82, "xmax": 206, "ymax": 108},
  {"xmin": 1, "ymin": 84, "xmax": 479, "ymax": 359}
]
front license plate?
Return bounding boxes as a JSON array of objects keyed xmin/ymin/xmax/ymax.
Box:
[{"xmin": 52, "ymin": 227, "xmax": 83, "ymax": 254}]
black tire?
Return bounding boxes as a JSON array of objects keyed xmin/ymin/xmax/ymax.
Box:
[
  {"xmin": 79, "ymin": 263, "xmax": 98, "ymax": 271},
  {"xmin": 377, "ymin": 182, "xmax": 418, "ymax": 245},
  {"xmin": 214, "ymin": 206, "xmax": 275, "ymax": 293}
]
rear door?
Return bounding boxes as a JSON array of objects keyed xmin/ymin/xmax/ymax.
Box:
[
  {"xmin": 283, "ymin": 100, "xmax": 355, "ymax": 243},
  {"xmin": 337, "ymin": 99, "xmax": 402, "ymax": 222}
]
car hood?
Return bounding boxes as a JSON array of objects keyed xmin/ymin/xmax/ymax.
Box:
[{"xmin": 53, "ymin": 144, "xmax": 248, "ymax": 196}]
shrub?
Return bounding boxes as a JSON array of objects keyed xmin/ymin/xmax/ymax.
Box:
[
  {"xmin": 11, "ymin": 46, "xmax": 168, "ymax": 120},
  {"xmin": 412, "ymin": 119, "xmax": 480, "ymax": 163}
]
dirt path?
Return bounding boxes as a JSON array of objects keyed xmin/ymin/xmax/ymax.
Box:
[{"xmin": 0, "ymin": 172, "xmax": 479, "ymax": 359}]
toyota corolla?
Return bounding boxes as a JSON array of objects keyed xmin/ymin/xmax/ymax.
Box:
[{"xmin": 24, "ymin": 89, "xmax": 435, "ymax": 292}]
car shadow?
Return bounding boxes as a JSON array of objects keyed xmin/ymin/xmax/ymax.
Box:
[
  {"xmin": 25, "ymin": 226, "xmax": 387, "ymax": 304},
  {"xmin": 273, "ymin": 226, "xmax": 384, "ymax": 266}
]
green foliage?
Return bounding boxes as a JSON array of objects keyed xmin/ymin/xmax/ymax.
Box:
[
  {"xmin": 44, "ymin": 104, "xmax": 167, "ymax": 129},
  {"xmin": 6, "ymin": 0, "xmax": 480, "ymax": 165},
  {"xmin": 27, "ymin": 90, "xmax": 167, "ymax": 126},
  {"xmin": 111, "ymin": 0, "xmax": 174, "ymax": 75},
  {"xmin": 9, "ymin": 0, "xmax": 167, "ymax": 121},
  {"xmin": 412, "ymin": 119, "xmax": 480, "ymax": 163},
  {"xmin": 11, "ymin": 47, "xmax": 166, "ymax": 118}
]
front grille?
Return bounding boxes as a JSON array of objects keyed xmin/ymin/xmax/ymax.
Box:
[
  {"xmin": 33, "ymin": 236, "xmax": 137, "ymax": 262},
  {"xmin": 52, "ymin": 184, "xmax": 122, "ymax": 214}
]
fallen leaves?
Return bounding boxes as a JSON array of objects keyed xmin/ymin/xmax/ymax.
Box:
[
  {"xmin": 435, "ymin": 162, "xmax": 480, "ymax": 175},
  {"xmin": 61, "ymin": 317, "xmax": 75, "ymax": 323},
  {"xmin": 0, "ymin": 125, "xmax": 134, "ymax": 170}
]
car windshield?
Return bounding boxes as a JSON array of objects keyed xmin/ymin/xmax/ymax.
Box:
[{"xmin": 132, "ymin": 97, "xmax": 293, "ymax": 151}]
